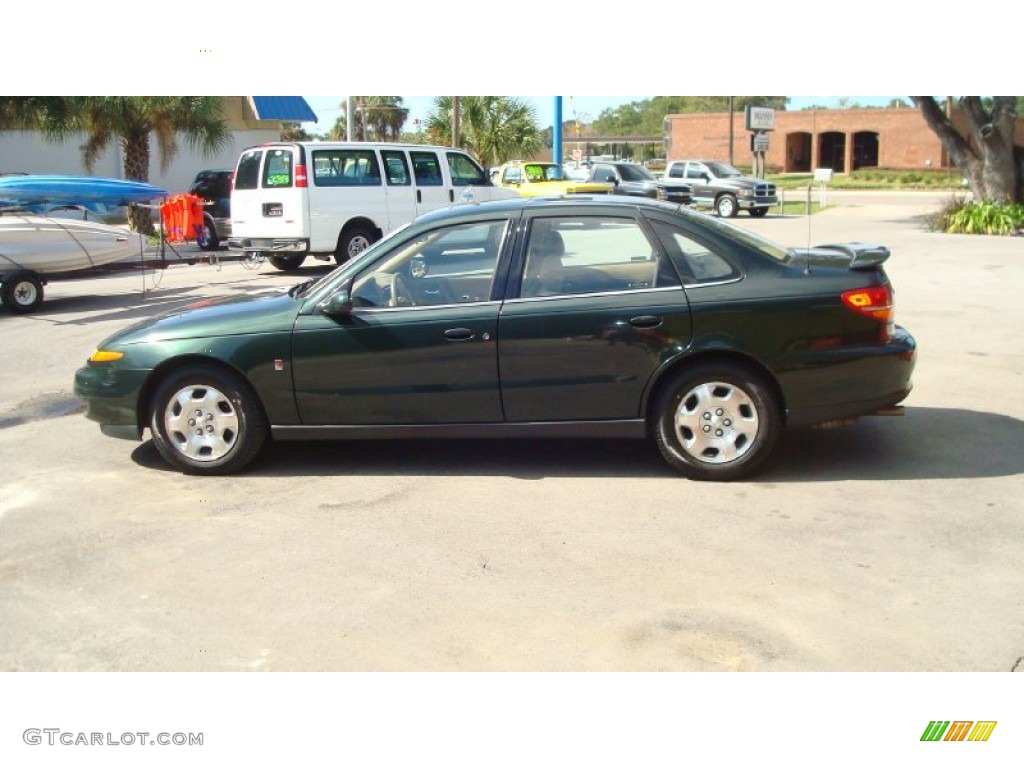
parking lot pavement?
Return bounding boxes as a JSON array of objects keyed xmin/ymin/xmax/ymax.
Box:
[{"xmin": 1, "ymin": 200, "xmax": 1022, "ymax": 672}]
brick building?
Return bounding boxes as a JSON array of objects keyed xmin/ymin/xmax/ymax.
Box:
[{"xmin": 664, "ymin": 107, "xmax": 1024, "ymax": 173}]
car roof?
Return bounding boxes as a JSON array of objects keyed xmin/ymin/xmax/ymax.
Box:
[{"xmin": 414, "ymin": 194, "xmax": 688, "ymax": 226}]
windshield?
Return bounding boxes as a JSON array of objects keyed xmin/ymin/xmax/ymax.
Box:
[
  {"xmin": 706, "ymin": 162, "xmax": 743, "ymax": 178},
  {"xmin": 618, "ymin": 164, "xmax": 656, "ymax": 182},
  {"xmin": 525, "ymin": 164, "xmax": 569, "ymax": 182}
]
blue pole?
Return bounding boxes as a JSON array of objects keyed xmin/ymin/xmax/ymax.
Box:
[{"xmin": 553, "ymin": 97, "xmax": 563, "ymax": 167}]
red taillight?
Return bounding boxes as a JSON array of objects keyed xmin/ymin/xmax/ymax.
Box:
[
  {"xmin": 295, "ymin": 164, "xmax": 308, "ymax": 188},
  {"xmin": 842, "ymin": 284, "xmax": 894, "ymax": 341},
  {"xmin": 842, "ymin": 285, "xmax": 893, "ymax": 321}
]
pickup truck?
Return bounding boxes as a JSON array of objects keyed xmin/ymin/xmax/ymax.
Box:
[
  {"xmin": 586, "ymin": 161, "xmax": 691, "ymax": 205},
  {"xmin": 663, "ymin": 160, "xmax": 777, "ymax": 217}
]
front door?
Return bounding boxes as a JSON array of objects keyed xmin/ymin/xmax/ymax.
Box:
[{"xmin": 291, "ymin": 218, "xmax": 511, "ymax": 425}]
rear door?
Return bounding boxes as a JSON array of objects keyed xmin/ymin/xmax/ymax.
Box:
[
  {"xmin": 410, "ymin": 150, "xmax": 450, "ymax": 216},
  {"xmin": 380, "ymin": 148, "xmax": 418, "ymax": 230},
  {"xmin": 230, "ymin": 145, "xmax": 308, "ymax": 241},
  {"xmin": 497, "ymin": 211, "xmax": 692, "ymax": 422}
]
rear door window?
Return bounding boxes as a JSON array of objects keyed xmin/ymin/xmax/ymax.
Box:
[
  {"xmin": 234, "ymin": 149, "xmax": 262, "ymax": 190},
  {"xmin": 263, "ymin": 149, "xmax": 294, "ymax": 188},
  {"xmin": 381, "ymin": 150, "xmax": 411, "ymax": 185},
  {"xmin": 410, "ymin": 151, "xmax": 444, "ymax": 186}
]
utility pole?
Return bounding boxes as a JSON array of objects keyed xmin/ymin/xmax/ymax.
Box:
[
  {"xmin": 728, "ymin": 96, "xmax": 734, "ymax": 166},
  {"xmin": 452, "ymin": 97, "xmax": 460, "ymax": 148},
  {"xmin": 346, "ymin": 97, "xmax": 356, "ymax": 142}
]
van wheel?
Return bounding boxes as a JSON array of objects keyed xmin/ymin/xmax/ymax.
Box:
[
  {"xmin": 269, "ymin": 255, "xmax": 306, "ymax": 271},
  {"xmin": 336, "ymin": 225, "xmax": 376, "ymax": 264}
]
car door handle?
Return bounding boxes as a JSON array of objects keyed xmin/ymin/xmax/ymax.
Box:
[
  {"xmin": 417, "ymin": 189, "xmax": 422, "ymax": 203},
  {"xmin": 443, "ymin": 328, "xmax": 476, "ymax": 341},
  {"xmin": 630, "ymin": 315, "xmax": 662, "ymax": 328}
]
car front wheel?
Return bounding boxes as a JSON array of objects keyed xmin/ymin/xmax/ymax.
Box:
[
  {"xmin": 653, "ymin": 362, "xmax": 781, "ymax": 481},
  {"xmin": 149, "ymin": 364, "xmax": 268, "ymax": 475},
  {"xmin": 714, "ymin": 194, "xmax": 738, "ymax": 218}
]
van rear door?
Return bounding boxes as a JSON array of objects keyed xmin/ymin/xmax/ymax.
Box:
[{"xmin": 230, "ymin": 145, "xmax": 308, "ymax": 244}]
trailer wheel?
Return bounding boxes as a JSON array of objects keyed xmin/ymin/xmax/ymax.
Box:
[{"xmin": 1, "ymin": 271, "xmax": 45, "ymax": 314}]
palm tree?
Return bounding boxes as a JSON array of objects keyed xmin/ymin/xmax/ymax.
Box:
[
  {"xmin": 425, "ymin": 96, "xmax": 542, "ymax": 168},
  {"xmin": 361, "ymin": 96, "xmax": 408, "ymax": 141},
  {"xmin": 0, "ymin": 96, "xmax": 229, "ymax": 232}
]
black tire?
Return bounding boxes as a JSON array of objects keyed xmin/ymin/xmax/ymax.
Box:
[
  {"xmin": 653, "ymin": 362, "xmax": 781, "ymax": 481},
  {"xmin": 269, "ymin": 254, "xmax": 307, "ymax": 271},
  {"xmin": 149, "ymin": 364, "xmax": 268, "ymax": 475},
  {"xmin": 714, "ymin": 194, "xmax": 738, "ymax": 218},
  {"xmin": 748, "ymin": 207, "xmax": 768, "ymax": 218},
  {"xmin": 198, "ymin": 215, "xmax": 220, "ymax": 251},
  {"xmin": 336, "ymin": 225, "xmax": 376, "ymax": 265},
  {"xmin": 1, "ymin": 271, "xmax": 45, "ymax": 314}
]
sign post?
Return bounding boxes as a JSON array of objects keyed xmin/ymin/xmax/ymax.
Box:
[{"xmin": 745, "ymin": 107, "xmax": 775, "ymax": 179}]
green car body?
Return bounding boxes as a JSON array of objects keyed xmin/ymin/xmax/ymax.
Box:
[{"xmin": 75, "ymin": 196, "xmax": 916, "ymax": 480}]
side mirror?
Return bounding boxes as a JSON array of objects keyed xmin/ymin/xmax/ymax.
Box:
[
  {"xmin": 319, "ymin": 288, "xmax": 353, "ymax": 316},
  {"xmin": 701, "ymin": 172, "xmax": 711, "ymax": 181}
]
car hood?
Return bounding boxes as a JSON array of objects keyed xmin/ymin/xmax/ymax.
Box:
[{"xmin": 101, "ymin": 288, "xmax": 301, "ymax": 347}]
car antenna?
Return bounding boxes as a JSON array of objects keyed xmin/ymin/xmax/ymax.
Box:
[{"xmin": 804, "ymin": 181, "xmax": 813, "ymax": 275}]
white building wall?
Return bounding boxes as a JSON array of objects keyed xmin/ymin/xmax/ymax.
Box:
[{"xmin": 0, "ymin": 129, "xmax": 280, "ymax": 193}]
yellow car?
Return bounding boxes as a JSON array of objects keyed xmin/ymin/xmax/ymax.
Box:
[{"xmin": 492, "ymin": 161, "xmax": 613, "ymax": 197}]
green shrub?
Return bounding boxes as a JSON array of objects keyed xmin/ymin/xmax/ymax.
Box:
[{"xmin": 943, "ymin": 200, "xmax": 1024, "ymax": 235}]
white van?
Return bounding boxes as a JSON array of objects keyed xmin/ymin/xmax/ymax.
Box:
[{"xmin": 227, "ymin": 141, "xmax": 518, "ymax": 271}]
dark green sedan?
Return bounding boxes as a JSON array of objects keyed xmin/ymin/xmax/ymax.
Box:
[{"xmin": 74, "ymin": 196, "xmax": 916, "ymax": 481}]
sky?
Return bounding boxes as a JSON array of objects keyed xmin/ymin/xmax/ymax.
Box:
[{"xmin": 300, "ymin": 95, "xmax": 902, "ymax": 132}]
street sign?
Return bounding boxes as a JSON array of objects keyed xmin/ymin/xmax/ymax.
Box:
[
  {"xmin": 751, "ymin": 133, "xmax": 770, "ymax": 152},
  {"xmin": 745, "ymin": 106, "xmax": 776, "ymax": 131}
]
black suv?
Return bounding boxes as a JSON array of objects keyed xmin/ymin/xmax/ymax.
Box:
[
  {"xmin": 188, "ymin": 169, "xmax": 232, "ymax": 251},
  {"xmin": 586, "ymin": 161, "xmax": 691, "ymax": 205}
]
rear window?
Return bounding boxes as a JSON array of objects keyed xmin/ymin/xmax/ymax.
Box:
[
  {"xmin": 234, "ymin": 150, "xmax": 262, "ymax": 190},
  {"xmin": 263, "ymin": 149, "xmax": 294, "ymax": 188}
]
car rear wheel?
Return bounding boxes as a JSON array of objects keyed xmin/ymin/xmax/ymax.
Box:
[
  {"xmin": 748, "ymin": 207, "xmax": 768, "ymax": 218},
  {"xmin": 336, "ymin": 225, "xmax": 376, "ymax": 265},
  {"xmin": 714, "ymin": 194, "xmax": 738, "ymax": 218},
  {"xmin": 1, "ymin": 270, "xmax": 45, "ymax": 314},
  {"xmin": 149, "ymin": 364, "xmax": 268, "ymax": 475},
  {"xmin": 653, "ymin": 362, "xmax": 781, "ymax": 481},
  {"xmin": 269, "ymin": 254, "xmax": 307, "ymax": 271}
]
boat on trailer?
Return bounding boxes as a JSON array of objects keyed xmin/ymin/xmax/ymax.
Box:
[{"xmin": 0, "ymin": 175, "xmax": 167, "ymax": 313}]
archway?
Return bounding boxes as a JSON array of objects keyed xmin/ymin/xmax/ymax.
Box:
[
  {"xmin": 785, "ymin": 132, "xmax": 812, "ymax": 172},
  {"xmin": 852, "ymin": 131, "xmax": 879, "ymax": 170},
  {"xmin": 818, "ymin": 132, "xmax": 846, "ymax": 173}
]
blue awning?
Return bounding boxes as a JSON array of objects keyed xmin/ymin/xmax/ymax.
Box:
[{"xmin": 248, "ymin": 96, "xmax": 318, "ymax": 123}]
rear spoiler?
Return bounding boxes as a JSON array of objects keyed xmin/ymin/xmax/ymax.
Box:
[{"xmin": 816, "ymin": 242, "xmax": 891, "ymax": 270}]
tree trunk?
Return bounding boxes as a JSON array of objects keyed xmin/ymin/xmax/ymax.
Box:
[
  {"xmin": 912, "ymin": 96, "xmax": 1020, "ymax": 204},
  {"xmin": 122, "ymin": 133, "xmax": 155, "ymax": 234}
]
